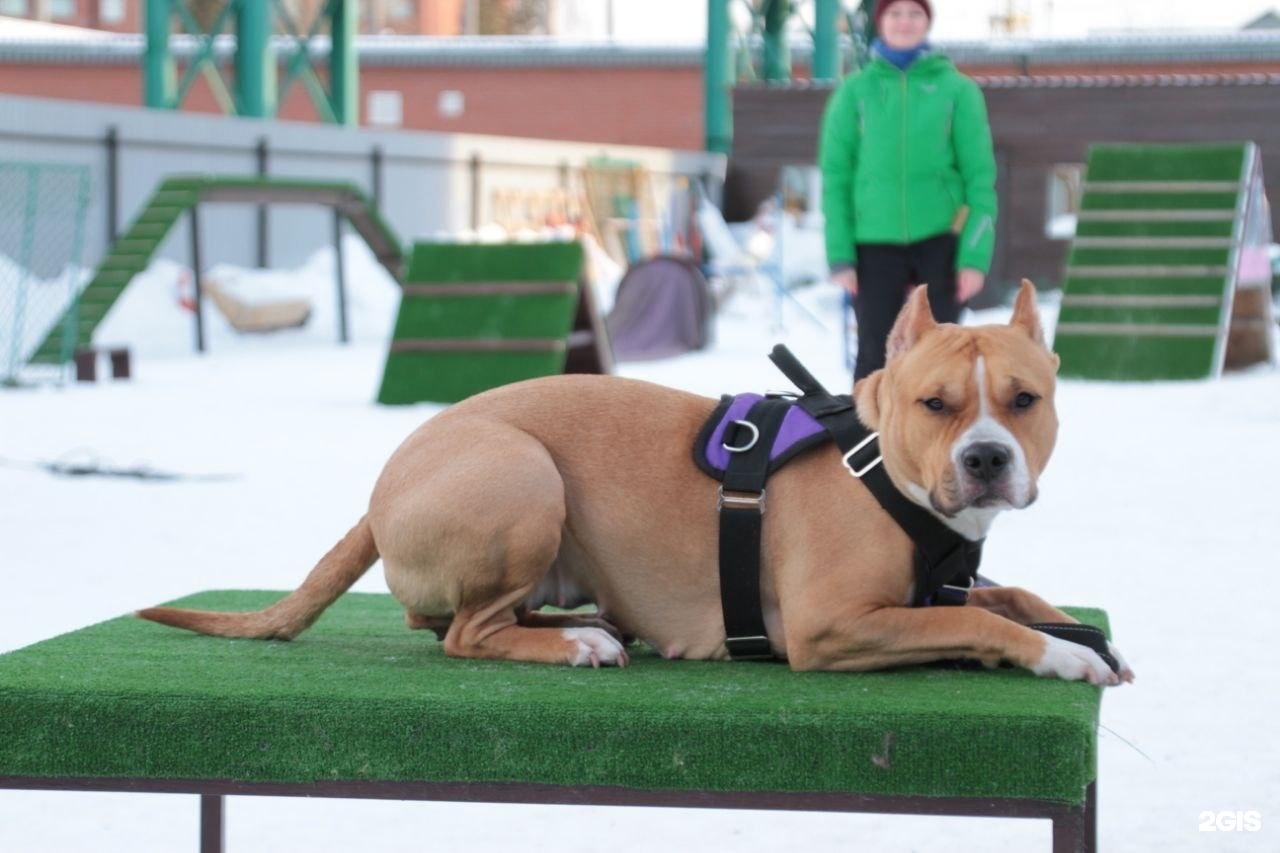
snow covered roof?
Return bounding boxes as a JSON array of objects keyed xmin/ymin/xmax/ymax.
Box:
[
  {"xmin": 0, "ymin": 14, "xmax": 109, "ymax": 41},
  {"xmin": 2, "ymin": 31, "xmax": 1280, "ymax": 68}
]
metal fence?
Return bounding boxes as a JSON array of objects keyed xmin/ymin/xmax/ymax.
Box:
[
  {"xmin": 0, "ymin": 162, "xmax": 90, "ymax": 384},
  {"xmin": 0, "ymin": 94, "xmax": 725, "ymax": 278}
]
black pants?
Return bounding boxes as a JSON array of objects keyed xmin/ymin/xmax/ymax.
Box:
[{"xmin": 853, "ymin": 233, "xmax": 961, "ymax": 381}]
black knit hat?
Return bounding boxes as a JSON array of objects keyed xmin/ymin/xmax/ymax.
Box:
[{"xmin": 875, "ymin": 0, "xmax": 933, "ymax": 27}]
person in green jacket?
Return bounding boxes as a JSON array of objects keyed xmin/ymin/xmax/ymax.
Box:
[{"xmin": 820, "ymin": 0, "xmax": 997, "ymax": 379}]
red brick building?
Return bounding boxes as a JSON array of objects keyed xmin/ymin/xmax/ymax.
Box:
[
  {"xmin": 0, "ymin": 0, "xmax": 467, "ymax": 35},
  {"xmin": 2, "ymin": 32, "xmax": 1280, "ymax": 152}
]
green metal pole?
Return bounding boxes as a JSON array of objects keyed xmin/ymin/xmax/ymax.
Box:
[
  {"xmin": 330, "ymin": 0, "xmax": 359, "ymax": 125},
  {"xmin": 705, "ymin": 0, "xmax": 732, "ymax": 153},
  {"xmin": 236, "ymin": 0, "xmax": 275, "ymax": 117},
  {"xmin": 143, "ymin": 0, "xmax": 175, "ymax": 109},
  {"xmin": 763, "ymin": 0, "xmax": 790, "ymax": 82},
  {"xmin": 813, "ymin": 0, "xmax": 841, "ymax": 81}
]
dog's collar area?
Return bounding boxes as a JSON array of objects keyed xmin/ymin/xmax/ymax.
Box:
[{"xmin": 697, "ymin": 346, "xmax": 985, "ymax": 662}]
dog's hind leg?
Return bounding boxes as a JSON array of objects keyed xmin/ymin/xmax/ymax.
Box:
[
  {"xmin": 446, "ymin": 592, "xmax": 629, "ymax": 668},
  {"xmin": 406, "ymin": 611, "xmax": 452, "ymax": 641},
  {"xmin": 374, "ymin": 415, "xmax": 626, "ymax": 668}
]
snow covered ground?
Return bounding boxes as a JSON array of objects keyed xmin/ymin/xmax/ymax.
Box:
[{"xmin": 1, "ymin": 240, "xmax": 1277, "ymax": 851}]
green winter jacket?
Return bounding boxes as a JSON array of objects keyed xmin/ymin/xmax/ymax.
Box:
[{"xmin": 819, "ymin": 53, "xmax": 998, "ymax": 273}]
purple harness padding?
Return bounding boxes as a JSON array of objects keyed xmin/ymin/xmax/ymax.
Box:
[
  {"xmin": 696, "ymin": 390, "xmax": 995, "ymax": 608},
  {"xmin": 701, "ymin": 393, "xmax": 827, "ymax": 474}
]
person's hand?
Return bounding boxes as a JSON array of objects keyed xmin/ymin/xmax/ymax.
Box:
[
  {"xmin": 832, "ymin": 268, "xmax": 858, "ymax": 296},
  {"xmin": 957, "ymin": 268, "xmax": 985, "ymax": 303}
]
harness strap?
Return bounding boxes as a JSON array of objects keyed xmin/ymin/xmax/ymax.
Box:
[
  {"xmin": 1030, "ymin": 623, "xmax": 1121, "ymax": 674},
  {"xmin": 768, "ymin": 345, "xmax": 983, "ymax": 607},
  {"xmin": 717, "ymin": 398, "xmax": 790, "ymax": 660}
]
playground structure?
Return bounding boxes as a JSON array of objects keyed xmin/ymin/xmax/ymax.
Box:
[
  {"xmin": 1055, "ymin": 142, "xmax": 1277, "ymax": 380},
  {"xmin": 143, "ymin": 0, "xmax": 358, "ymax": 125},
  {"xmin": 705, "ymin": 0, "xmax": 862, "ymax": 153},
  {"xmin": 26, "ymin": 175, "xmax": 402, "ymax": 367}
]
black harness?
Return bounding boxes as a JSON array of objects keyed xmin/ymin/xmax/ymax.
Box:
[{"xmin": 699, "ymin": 345, "xmax": 1119, "ymax": 674}]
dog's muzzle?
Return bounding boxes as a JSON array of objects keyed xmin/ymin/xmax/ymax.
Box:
[
  {"xmin": 961, "ymin": 442, "xmax": 1011, "ymax": 484},
  {"xmin": 947, "ymin": 441, "xmax": 1031, "ymax": 512}
]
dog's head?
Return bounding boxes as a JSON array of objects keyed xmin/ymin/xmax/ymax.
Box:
[{"xmin": 853, "ymin": 280, "xmax": 1059, "ymax": 521}]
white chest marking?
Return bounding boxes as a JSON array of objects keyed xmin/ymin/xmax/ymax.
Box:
[{"xmin": 952, "ymin": 357, "xmax": 1031, "ymax": 506}]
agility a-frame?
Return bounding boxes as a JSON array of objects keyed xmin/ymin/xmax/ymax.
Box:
[{"xmin": 1055, "ymin": 142, "xmax": 1276, "ymax": 380}]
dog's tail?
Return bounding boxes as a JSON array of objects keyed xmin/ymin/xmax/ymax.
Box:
[{"xmin": 136, "ymin": 516, "xmax": 379, "ymax": 641}]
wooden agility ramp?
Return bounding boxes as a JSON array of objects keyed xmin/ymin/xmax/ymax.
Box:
[
  {"xmin": 377, "ymin": 241, "xmax": 610, "ymax": 405},
  {"xmin": 1054, "ymin": 142, "xmax": 1276, "ymax": 380},
  {"xmin": 27, "ymin": 175, "xmax": 402, "ymax": 365}
]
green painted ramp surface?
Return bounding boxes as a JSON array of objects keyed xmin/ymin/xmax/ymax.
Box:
[
  {"xmin": 377, "ymin": 241, "xmax": 584, "ymax": 405},
  {"xmin": 1054, "ymin": 143, "xmax": 1263, "ymax": 381},
  {"xmin": 28, "ymin": 175, "xmax": 401, "ymax": 365}
]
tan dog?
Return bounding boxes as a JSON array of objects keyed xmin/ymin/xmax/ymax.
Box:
[{"xmin": 140, "ymin": 281, "xmax": 1133, "ymax": 686}]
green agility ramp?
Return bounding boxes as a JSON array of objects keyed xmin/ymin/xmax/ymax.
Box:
[
  {"xmin": 377, "ymin": 241, "xmax": 601, "ymax": 405},
  {"xmin": 1055, "ymin": 142, "xmax": 1276, "ymax": 380},
  {"xmin": 0, "ymin": 590, "xmax": 1107, "ymax": 805},
  {"xmin": 27, "ymin": 175, "xmax": 402, "ymax": 365}
]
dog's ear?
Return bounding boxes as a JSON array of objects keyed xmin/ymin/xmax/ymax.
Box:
[
  {"xmin": 886, "ymin": 284, "xmax": 937, "ymax": 362},
  {"xmin": 1009, "ymin": 279, "xmax": 1046, "ymax": 347},
  {"xmin": 854, "ymin": 370, "xmax": 883, "ymax": 430}
]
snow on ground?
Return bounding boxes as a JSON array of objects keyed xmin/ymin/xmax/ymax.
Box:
[{"xmin": 1, "ymin": 243, "xmax": 1278, "ymax": 851}]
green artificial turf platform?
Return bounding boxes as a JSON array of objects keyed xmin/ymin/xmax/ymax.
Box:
[{"xmin": 0, "ymin": 591, "xmax": 1107, "ymax": 805}]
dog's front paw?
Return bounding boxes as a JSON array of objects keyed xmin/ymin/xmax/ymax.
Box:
[
  {"xmin": 1031, "ymin": 634, "xmax": 1120, "ymax": 687},
  {"xmin": 1108, "ymin": 642, "xmax": 1135, "ymax": 683},
  {"xmin": 562, "ymin": 627, "xmax": 629, "ymax": 668}
]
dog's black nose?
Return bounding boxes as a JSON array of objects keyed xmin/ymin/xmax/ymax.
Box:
[{"xmin": 962, "ymin": 443, "xmax": 1011, "ymax": 483}]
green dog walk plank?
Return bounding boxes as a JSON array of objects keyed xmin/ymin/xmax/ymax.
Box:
[
  {"xmin": 0, "ymin": 591, "xmax": 1106, "ymax": 805},
  {"xmin": 25, "ymin": 175, "xmax": 404, "ymax": 366}
]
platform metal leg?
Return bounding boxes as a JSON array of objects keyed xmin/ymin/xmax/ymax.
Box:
[
  {"xmin": 200, "ymin": 794, "xmax": 224, "ymax": 853},
  {"xmin": 1052, "ymin": 781, "xmax": 1097, "ymax": 853}
]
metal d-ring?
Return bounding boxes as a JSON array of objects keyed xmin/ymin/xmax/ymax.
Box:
[{"xmin": 722, "ymin": 419, "xmax": 760, "ymax": 453}]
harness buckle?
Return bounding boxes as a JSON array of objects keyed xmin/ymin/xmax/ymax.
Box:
[
  {"xmin": 722, "ymin": 419, "xmax": 761, "ymax": 454},
  {"xmin": 725, "ymin": 634, "xmax": 775, "ymax": 660},
  {"xmin": 933, "ymin": 575, "xmax": 976, "ymax": 606},
  {"xmin": 717, "ymin": 486, "xmax": 766, "ymax": 514},
  {"xmin": 841, "ymin": 432, "xmax": 883, "ymax": 478}
]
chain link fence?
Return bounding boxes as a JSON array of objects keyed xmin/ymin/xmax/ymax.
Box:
[{"xmin": 0, "ymin": 162, "xmax": 91, "ymax": 385}]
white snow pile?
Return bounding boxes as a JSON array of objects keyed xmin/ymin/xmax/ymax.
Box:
[{"xmin": 94, "ymin": 235, "xmax": 402, "ymax": 359}]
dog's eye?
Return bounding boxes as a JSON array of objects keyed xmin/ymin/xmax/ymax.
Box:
[
  {"xmin": 1013, "ymin": 392, "xmax": 1038, "ymax": 410},
  {"xmin": 922, "ymin": 397, "xmax": 946, "ymax": 412}
]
